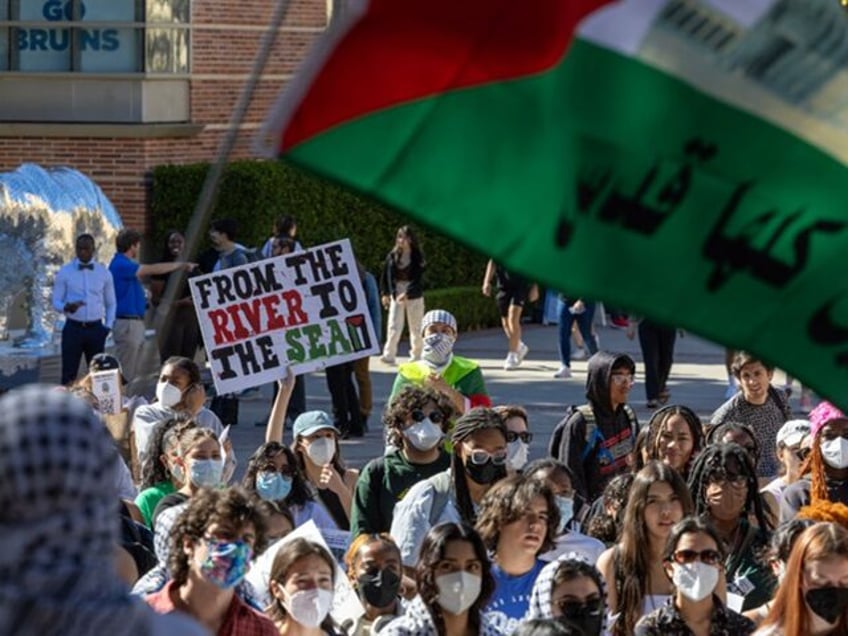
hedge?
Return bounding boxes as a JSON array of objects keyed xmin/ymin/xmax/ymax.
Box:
[{"xmin": 149, "ymin": 159, "xmax": 489, "ymax": 291}]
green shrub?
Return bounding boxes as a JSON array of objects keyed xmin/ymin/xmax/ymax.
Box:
[
  {"xmin": 150, "ymin": 159, "xmax": 489, "ymax": 291},
  {"xmin": 422, "ymin": 287, "xmax": 502, "ymax": 332}
]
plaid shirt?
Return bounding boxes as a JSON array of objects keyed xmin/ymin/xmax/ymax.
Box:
[{"xmin": 146, "ymin": 580, "xmax": 278, "ymax": 636}]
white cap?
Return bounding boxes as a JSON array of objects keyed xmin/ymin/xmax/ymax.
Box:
[{"xmin": 777, "ymin": 419, "xmax": 811, "ymax": 448}]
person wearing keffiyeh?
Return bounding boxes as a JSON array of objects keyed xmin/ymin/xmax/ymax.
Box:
[{"xmin": 0, "ymin": 385, "xmax": 205, "ymax": 636}]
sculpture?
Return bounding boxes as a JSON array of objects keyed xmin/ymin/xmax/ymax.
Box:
[{"xmin": 0, "ymin": 164, "xmax": 123, "ymax": 347}]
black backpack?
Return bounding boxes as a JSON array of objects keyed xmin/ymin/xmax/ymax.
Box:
[{"xmin": 548, "ymin": 403, "xmax": 638, "ymax": 463}]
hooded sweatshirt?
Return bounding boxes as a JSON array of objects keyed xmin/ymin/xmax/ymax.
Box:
[{"xmin": 554, "ymin": 352, "xmax": 638, "ymax": 502}]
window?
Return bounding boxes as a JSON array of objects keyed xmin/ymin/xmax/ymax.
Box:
[{"xmin": 0, "ymin": 0, "xmax": 190, "ymax": 73}]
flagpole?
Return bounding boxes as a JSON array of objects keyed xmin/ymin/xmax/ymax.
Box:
[{"xmin": 139, "ymin": 0, "xmax": 294, "ymax": 390}]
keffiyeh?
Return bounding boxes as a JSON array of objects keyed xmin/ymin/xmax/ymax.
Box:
[{"xmin": 0, "ymin": 385, "xmax": 155, "ymax": 635}]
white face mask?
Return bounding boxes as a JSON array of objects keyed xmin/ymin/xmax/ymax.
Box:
[
  {"xmin": 305, "ymin": 437, "xmax": 336, "ymax": 466},
  {"xmin": 156, "ymin": 381, "xmax": 183, "ymax": 408},
  {"xmin": 821, "ymin": 437, "xmax": 848, "ymax": 469},
  {"xmin": 284, "ymin": 588, "xmax": 334, "ymax": 628},
  {"xmin": 435, "ymin": 571, "xmax": 481, "ymax": 615},
  {"xmin": 507, "ymin": 440, "xmax": 529, "ymax": 471},
  {"xmin": 672, "ymin": 561, "xmax": 719, "ymax": 602},
  {"xmin": 404, "ymin": 418, "xmax": 443, "ymax": 452}
]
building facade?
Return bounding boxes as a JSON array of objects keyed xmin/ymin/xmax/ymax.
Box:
[{"xmin": 0, "ymin": 0, "xmax": 330, "ymax": 230}]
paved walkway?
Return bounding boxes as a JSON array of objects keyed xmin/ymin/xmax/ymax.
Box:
[{"xmin": 228, "ymin": 321, "xmax": 808, "ymax": 473}]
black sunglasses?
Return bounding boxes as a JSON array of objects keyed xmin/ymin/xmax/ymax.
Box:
[
  {"xmin": 411, "ymin": 409, "xmax": 445, "ymax": 424},
  {"xmin": 506, "ymin": 430, "xmax": 533, "ymax": 444}
]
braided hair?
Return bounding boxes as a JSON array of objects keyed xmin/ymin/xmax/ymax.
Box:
[{"xmin": 687, "ymin": 442, "xmax": 772, "ymax": 532}]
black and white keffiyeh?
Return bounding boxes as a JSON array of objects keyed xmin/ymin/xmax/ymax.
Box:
[{"xmin": 0, "ymin": 385, "xmax": 157, "ymax": 635}]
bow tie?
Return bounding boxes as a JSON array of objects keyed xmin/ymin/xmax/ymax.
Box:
[{"xmin": 78, "ymin": 263, "xmax": 94, "ymax": 271}]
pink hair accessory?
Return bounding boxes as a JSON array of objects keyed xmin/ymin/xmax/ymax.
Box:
[{"xmin": 810, "ymin": 401, "xmax": 847, "ymax": 439}]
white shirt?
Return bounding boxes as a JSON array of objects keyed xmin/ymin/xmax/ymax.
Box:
[{"xmin": 52, "ymin": 258, "xmax": 117, "ymax": 328}]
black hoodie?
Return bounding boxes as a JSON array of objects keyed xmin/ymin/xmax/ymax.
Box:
[{"xmin": 554, "ymin": 351, "xmax": 638, "ymax": 502}]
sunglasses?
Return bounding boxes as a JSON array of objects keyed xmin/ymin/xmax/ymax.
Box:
[
  {"xmin": 671, "ymin": 549, "xmax": 722, "ymax": 566},
  {"xmin": 467, "ymin": 449, "xmax": 508, "ymax": 466},
  {"xmin": 556, "ymin": 598, "xmax": 604, "ymax": 616},
  {"xmin": 708, "ymin": 473, "xmax": 747, "ymax": 488},
  {"xmin": 411, "ymin": 409, "xmax": 445, "ymax": 424},
  {"xmin": 506, "ymin": 430, "xmax": 533, "ymax": 444}
]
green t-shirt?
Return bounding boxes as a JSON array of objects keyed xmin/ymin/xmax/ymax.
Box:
[
  {"xmin": 135, "ymin": 480, "xmax": 176, "ymax": 527},
  {"xmin": 350, "ymin": 449, "xmax": 452, "ymax": 537}
]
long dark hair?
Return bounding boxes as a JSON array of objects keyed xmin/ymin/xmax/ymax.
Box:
[
  {"xmin": 392, "ymin": 225, "xmax": 424, "ymax": 266},
  {"xmin": 416, "ymin": 522, "xmax": 494, "ymax": 636},
  {"xmin": 242, "ymin": 442, "xmax": 313, "ymax": 508},
  {"xmin": 687, "ymin": 442, "xmax": 772, "ymax": 532},
  {"xmin": 140, "ymin": 417, "xmax": 185, "ymax": 490},
  {"xmin": 613, "ymin": 461, "xmax": 693, "ymax": 636},
  {"xmin": 646, "ymin": 405, "xmax": 704, "ymax": 478}
]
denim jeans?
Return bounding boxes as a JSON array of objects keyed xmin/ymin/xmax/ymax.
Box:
[{"xmin": 557, "ymin": 298, "xmax": 599, "ymax": 366}]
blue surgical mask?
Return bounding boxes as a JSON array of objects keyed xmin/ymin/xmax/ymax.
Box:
[
  {"xmin": 256, "ymin": 471, "xmax": 292, "ymax": 501},
  {"xmin": 555, "ymin": 495, "xmax": 574, "ymax": 532},
  {"xmin": 189, "ymin": 458, "xmax": 223, "ymax": 489}
]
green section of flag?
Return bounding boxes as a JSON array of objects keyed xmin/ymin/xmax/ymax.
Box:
[{"xmin": 287, "ymin": 40, "xmax": 848, "ymax": 405}]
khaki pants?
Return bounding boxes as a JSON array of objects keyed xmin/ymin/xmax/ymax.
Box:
[
  {"xmin": 383, "ymin": 296, "xmax": 425, "ymax": 360},
  {"xmin": 112, "ymin": 318, "xmax": 146, "ymax": 381}
]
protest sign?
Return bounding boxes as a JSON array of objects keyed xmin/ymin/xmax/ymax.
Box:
[
  {"xmin": 91, "ymin": 368, "xmax": 121, "ymax": 415},
  {"xmin": 190, "ymin": 239, "xmax": 378, "ymax": 395}
]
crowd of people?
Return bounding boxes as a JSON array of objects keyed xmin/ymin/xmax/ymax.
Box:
[{"xmin": 16, "ymin": 221, "xmax": 847, "ymax": 636}]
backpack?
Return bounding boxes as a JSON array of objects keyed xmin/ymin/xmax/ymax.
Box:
[{"xmin": 548, "ymin": 403, "xmax": 638, "ymax": 463}]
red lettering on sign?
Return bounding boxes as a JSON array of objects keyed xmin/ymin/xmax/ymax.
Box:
[
  {"xmin": 262, "ymin": 294, "xmax": 286, "ymax": 330},
  {"xmin": 209, "ymin": 309, "xmax": 235, "ymax": 345},
  {"xmin": 282, "ymin": 290, "xmax": 308, "ymax": 325}
]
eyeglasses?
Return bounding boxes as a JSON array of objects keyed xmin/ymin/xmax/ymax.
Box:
[
  {"xmin": 671, "ymin": 549, "xmax": 722, "ymax": 566},
  {"xmin": 610, "ymin": 374, "xmax": 635, "ymax": 387},
  {"xmin": 467, "ymin": 449, "xmax": 508, "ymax": 466},
  {"xmin": 410, "ymin": 409, "xmax": 445, "ymax": 424},
  {"xmin": 506, "ymin": 431, "xmax": 533, "ymax": 444}
]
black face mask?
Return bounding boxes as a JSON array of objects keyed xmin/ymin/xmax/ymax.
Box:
[
  {"xmin": 805, "ymin": 586, "xmax": 848, "ymax": 624},
  {"xmin": 357, "ymin": 568, "xmax": 401, "ymax": 609},
  {"xmin": 464, "ymin": 457, "xmax": 507, "ymax": 485},
  {"xmin": 558, "ymin": 600, "xmax": 604, "ymax": 636}
]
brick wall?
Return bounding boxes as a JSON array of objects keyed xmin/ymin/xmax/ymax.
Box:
[{"xmin": 0, "ymin": 0, "xmax": 328, "ymax": 233}]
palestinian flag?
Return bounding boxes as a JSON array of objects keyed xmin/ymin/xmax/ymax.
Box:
[{"xmin": 264, "ymin": 0, "xmax": 848, "ymax": 408}]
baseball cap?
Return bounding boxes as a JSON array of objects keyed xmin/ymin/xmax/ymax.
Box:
[
  {"xmin": 89, "ymin": 353, "xmax": 126, "ymax": 383},
  {"xmin": 292, "ymin": 411, "xmax": 339, "ymax": 438},
  {"xmin": 421, "ymin": 309, "xmax": 457, "ymax": 335},
  {"xmin": 776, "ymin": 419, "xmax": 810, "ymax": 448}
]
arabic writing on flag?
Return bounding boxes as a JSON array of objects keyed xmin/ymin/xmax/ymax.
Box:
[{"xmin": 263, "ymin": 0, "xmax": 848, "ymax": 408}]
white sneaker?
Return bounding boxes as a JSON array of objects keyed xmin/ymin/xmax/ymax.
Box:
[
  {"xmin": 517, "ymin": 342, "xmax": 529, "ymax": 363},
  {"xmin": 553, "ymin": 365, "xmax": 572, "ymax": 379},
  {"xmin": 571, "ymin": 347, "xmax": 586, "ymax": 360},
  {"xmin": 504, "ymin": 353, "xmax": 520, "ymax": 370}
]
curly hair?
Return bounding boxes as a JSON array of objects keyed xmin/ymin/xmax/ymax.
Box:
[
  {"xmin": 140, "ymin": 417, "xmax": 190, "ymax": 490},
  {"xmin": 475, "ymin": 474, "xmax": 559, "ymax": 555},
  {"xmin": 168, "ymin": 486, "xmax": 268, "ymax": 586},
  {"xmin": 645, "ymin": 405, "xmax": 704, "ymax": 478},
  {"xmin": 416, "ymin": 522, "xmax": 494, "ymax": 635},
  {"xmin": 241, "ymin": 442, "xmax": 313, "ymax": 508},
  {"xmin": 267, "ymin": 538, "xmax": 336, "ymax": 629},
  {"xmin": 382, "ymin": 385, "xmax": 456, "ymax": 449}
]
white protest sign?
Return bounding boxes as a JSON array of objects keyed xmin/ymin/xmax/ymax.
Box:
[
  {"xmin": 91, "ymin": 369, "xmax": 122, "ymax": 415},
  {"xmin": 190, "ymin": 239, "xmax": 378, "ymax": 395}
]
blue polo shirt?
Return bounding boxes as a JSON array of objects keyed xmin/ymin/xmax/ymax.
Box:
[{"xmin": 109, "ymin": 252, "xmax": 146, "ymax": 317}]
